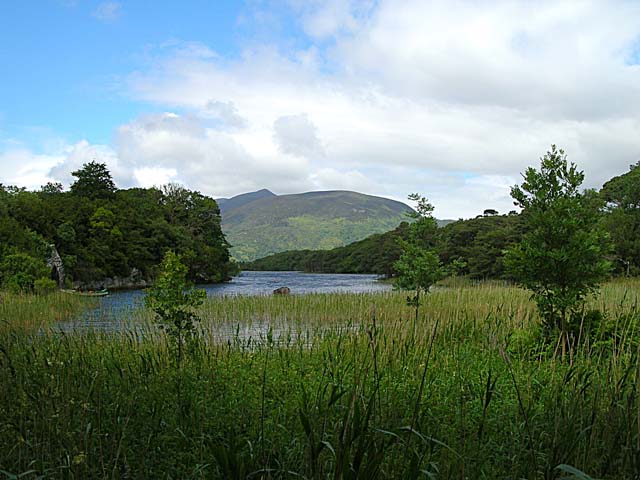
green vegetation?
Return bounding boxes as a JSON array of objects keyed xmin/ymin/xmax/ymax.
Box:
[
  {"xmin": 145, "ymin": 251, "xmax": 206, "ymax": 366},
  {"xmin": 242, "ymin": 223, "xmax": 408, "ymax": 276},
  {"xmin": 1, "ymin": 281, "xmax": 639, "ymax": 478},
  {"xmin": 505, "ymin": 146, "xmax": 612, "ymax": 347},
  {"xmin": 244, "ymin": 212, "xmax": 525, "ymax": 279},
  {"xmin": 2, "ymin": 146, "xmax": 639, "ymax": 477},
  {"xmin": 221, "ymin": 190, "xmax": 414, "ymax": 262},
  {"xmin": 246, "ymin": 160, "xmax": 636, "ymax": 284},
  {"xmin": 0, "ymin": 162, "xmax": 236, "ymax": 290},
  {"xmin": 393, "ymin": 194, "xmax": 444, "ymax": 324},
  {"xmin": 0, "ymin": 291, "xmax": 92, "ymax": 334},
  {"xmin": 601, "ymin": 161, "xmax": 640, "ymax": 276}
]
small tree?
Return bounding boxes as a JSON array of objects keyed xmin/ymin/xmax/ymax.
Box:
[
  {"xmin": 505, "ymin": 145, "xmax": 611, "ymax": 348},
  {"xmin": 394, "ymin": 194, "xmax": 444, "ymax": 327},
  {"xmin": 145, "ymin": 251, "xmax": 206, "ymax": 366}
]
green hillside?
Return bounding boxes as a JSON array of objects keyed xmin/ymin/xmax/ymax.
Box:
[
  {"xmin": 243, "ymin": 213, "xmax": 525, "ymax": 278},
  {"xmin": 221, "ymin": 190, "xmax": 414, "ymax": 262}
]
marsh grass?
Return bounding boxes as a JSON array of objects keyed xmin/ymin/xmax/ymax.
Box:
[
  {"xmin": 0, "ymin": 292, "xmax": 92, "ymax": 335},
  {"xmin": 0, "ymin": 280, "xmax": 639, "ymax": 478}
]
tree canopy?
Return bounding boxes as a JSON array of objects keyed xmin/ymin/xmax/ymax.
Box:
[
  {"xmin": 600, "ymin": 161, "xmax": 640, "ymax": 275},
  {"xmin": 70, "ymin": 161, "xmax": 116, "ymax": 200},
  {"xmin": 0, "ymin": 164, "xmax": 237, "ymax": 291}
]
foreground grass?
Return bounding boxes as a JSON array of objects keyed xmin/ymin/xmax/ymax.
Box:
[{"xmin": 0, "ymin": 281, "xmax": 639, "ymax": 478}]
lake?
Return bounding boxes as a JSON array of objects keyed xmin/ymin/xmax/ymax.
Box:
[{"xmin": 59, "ymin": 271, "xmax": 392, "ymax": 333}]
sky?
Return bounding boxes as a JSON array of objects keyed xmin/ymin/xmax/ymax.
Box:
[{"xmin": 1, "ymin": 0, "xmax": 639, "ymax": 219}]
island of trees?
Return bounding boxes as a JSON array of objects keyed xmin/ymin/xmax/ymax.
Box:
[{"xmin": 0, "ymin": 161, "xmax": 237, "ymax": 292}]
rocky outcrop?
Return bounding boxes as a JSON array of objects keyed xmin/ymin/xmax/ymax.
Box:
[
  {"xmin": 47, "ymin": 244, "xmax": 65, "ymax": 288},
  {"xmin": 73, "ymin": 268, "xmax": 149, "ymax": 291}
]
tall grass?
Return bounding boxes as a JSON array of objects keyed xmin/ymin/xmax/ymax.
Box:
[
  {"xmin": 0, "ymin": 280, "xmax": 639, "ymax": 478},
  {"xmin": 0, "ymin": 292, "xmax": 92, "ymax": 335}
]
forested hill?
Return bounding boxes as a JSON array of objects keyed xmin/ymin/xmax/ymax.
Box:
[
  {"xmin": 244, "ymin": 162, "xmax": 640, "ymax": 279},
  {"xmin": 0, "ymin": 162, "xmax": 236, "ymax": 291},
  {"xmin": 220, "ymin": 189, "xmax": 417, "ymax": 262},
  {"xmin": 243, "ymin": 213, "xmax": 525, "ymax": 279}
]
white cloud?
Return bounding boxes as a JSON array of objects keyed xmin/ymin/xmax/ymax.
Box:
[
  {"xmin": 92, "ymin": 1, "xmax": 121, "ymax": 22},
  {"xmin": 134, "ymin": 167, "xmax": 178, "ymax": 188},
  {"xmin": 0, "ymin": 149, "xmax": 63, "ymax": 189},
  {"xmin": 273, "ymin": 113, "xmax": 324, "ymax": 158},
  {"xmin": 203, "ymin": 100, "xmax": 247, "ymax": 129},
  {"xmin": 4, "ymin": 1, "xmax": 640, "ymax": 218},
  {"xmin": 48, "ymin": 140, "xmax": 128, "ymax": 188}
]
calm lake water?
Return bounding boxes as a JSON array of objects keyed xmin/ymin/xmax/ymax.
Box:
[{"xmin": 59, "ymin": 271, "xmax": 391, "ymax": 333}]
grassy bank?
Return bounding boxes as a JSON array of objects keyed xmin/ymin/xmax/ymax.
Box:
[{"xmin": 1, "ymin": 281, "xmax": 639, "ymax": 478}]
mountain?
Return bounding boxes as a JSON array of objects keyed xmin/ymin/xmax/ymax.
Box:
[
  {"xmin": 217, "ymin": 189, "xmax": 276, "ymax": 214},
  {"xmin": 220, "ymin": 190, "xmax": 415, "ymax": 262}
]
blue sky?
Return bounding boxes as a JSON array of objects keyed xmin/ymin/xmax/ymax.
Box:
[
  {"xmin": 1, "ymin": 1, "xmax": 639, "ymax": 218},
  {"xmin": 1, "ymin": 1, "xmax": 255, "ymax": 144}
]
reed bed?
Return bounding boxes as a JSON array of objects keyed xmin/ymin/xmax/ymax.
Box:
[
  {"xmin": 0, "ymin": 280, "xmax": 639, "ymax": 478},
  {"xmin": 0, "ymin": 292, "xmax": 92, "ymax": 335}
]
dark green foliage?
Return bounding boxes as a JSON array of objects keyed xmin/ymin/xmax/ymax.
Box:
[
  {"xmin": 0, "ymin": 252, "xmax": 49, "ymax": 292},
  {"xmin": 600, "ymin": 161, "xmax": 640, "ymax": 275},
  {"xmin": 246, "ymin": 214, "xmax": 524, "ymax": 280},
  {"xmin": 70, "ymin": 161, "xmax": 116, "ymax": 199},
  {"xmin": 505, "ymin": 145, "xmax": 612, "ymax": 339},
  {"xmin": 243, "ymin": 222, "xmax": 408, "ymax": 276},
  {"xmin": 33, "ymin": 277, "xmax": 57, "ymax": 295},
  {"xmin": 0, "ymin": 165, "xmax": 236, "ymax": 288},
  {"xmin": 439, "ymin": 213, "xmax": 524, "ymax": 279}
]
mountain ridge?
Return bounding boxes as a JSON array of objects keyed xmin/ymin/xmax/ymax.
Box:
[{"xmin": 218, "ymin": 189, "xmax": 416, "ymax": 262}]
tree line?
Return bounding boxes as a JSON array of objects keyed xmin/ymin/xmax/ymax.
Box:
[{"xmin": 0, "ymin": 162, "xmax": 237, "ymax": 292}]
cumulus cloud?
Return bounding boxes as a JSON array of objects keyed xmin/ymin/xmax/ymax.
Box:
[
  {"xmin": 48, "ymin": 140, "xmax": 129, "ymax": 188},
  {"xmin": 0, "ymin": 149, "xmax": 63, "ymax": 189},
  {"xmin": 203, "ymin": 101, "xmax": 247, "ymax": 129},
  {"xmin": 273, "ymin": 113, "xmax": 324, "ymax": 158},
  {"xmin": 4, "ymin": 1, "xmax": 640, "ymax": 218}
]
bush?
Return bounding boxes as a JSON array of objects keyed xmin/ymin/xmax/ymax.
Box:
[
  {"xmin": 34, "ymin": 277, "xmax": 57, "ymax": 295},
  {"xmin": 0, "ymin": 252, "xmax": 49, "ymax": 292}
]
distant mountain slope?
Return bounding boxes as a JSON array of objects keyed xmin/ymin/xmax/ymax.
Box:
[
  {"xmin": 244, "ymin": 213, "xmax": 523, "ymax": 279},
  {"xmin": 243, "ymin": 222, "xmax": 409, "ymax": 275},
  {"xmin": 217, "ymin": 189, "xmax": 276, "ymax": 214},
  {"xmin": 221, "ymin": 190, "xmax": 414, "ymax": 262}
]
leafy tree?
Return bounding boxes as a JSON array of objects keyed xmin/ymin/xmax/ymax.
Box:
[
  {"xmin": 0, "ymin": 252, "xmax": 49, "ymax": 292},
  {"xmin": 505, "ymin": 145, "xmax": 611, "ymax": 348},
  {"xmin": 600, "ymin": 161, "xmax": 640, "ymax": 275},
  {"xmin": 40, "ymin": 182, "xmax": 63, "ymax": 194},
  {"xmin": 394, "ymin": 194, "xmax": 444, "ymax": 326},
  {"xmin": 144, "ymin": 251, "xmax": 206, "ymax": 366},
  {"xmin": 70, "ymin": 161, "xmax": 116, "ymax": 199}
]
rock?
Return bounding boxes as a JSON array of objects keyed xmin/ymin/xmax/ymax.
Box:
[
  {"xmin": 273, "ymin": 286, "xmax": 291, "ymax": 295},
  {"xmin": 47, "ymin": 244, "xmax": 65, "ymax": 288},
  {"xmin": 73, "ymin": 268, "xmax": 149, "ymax": 291}
]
